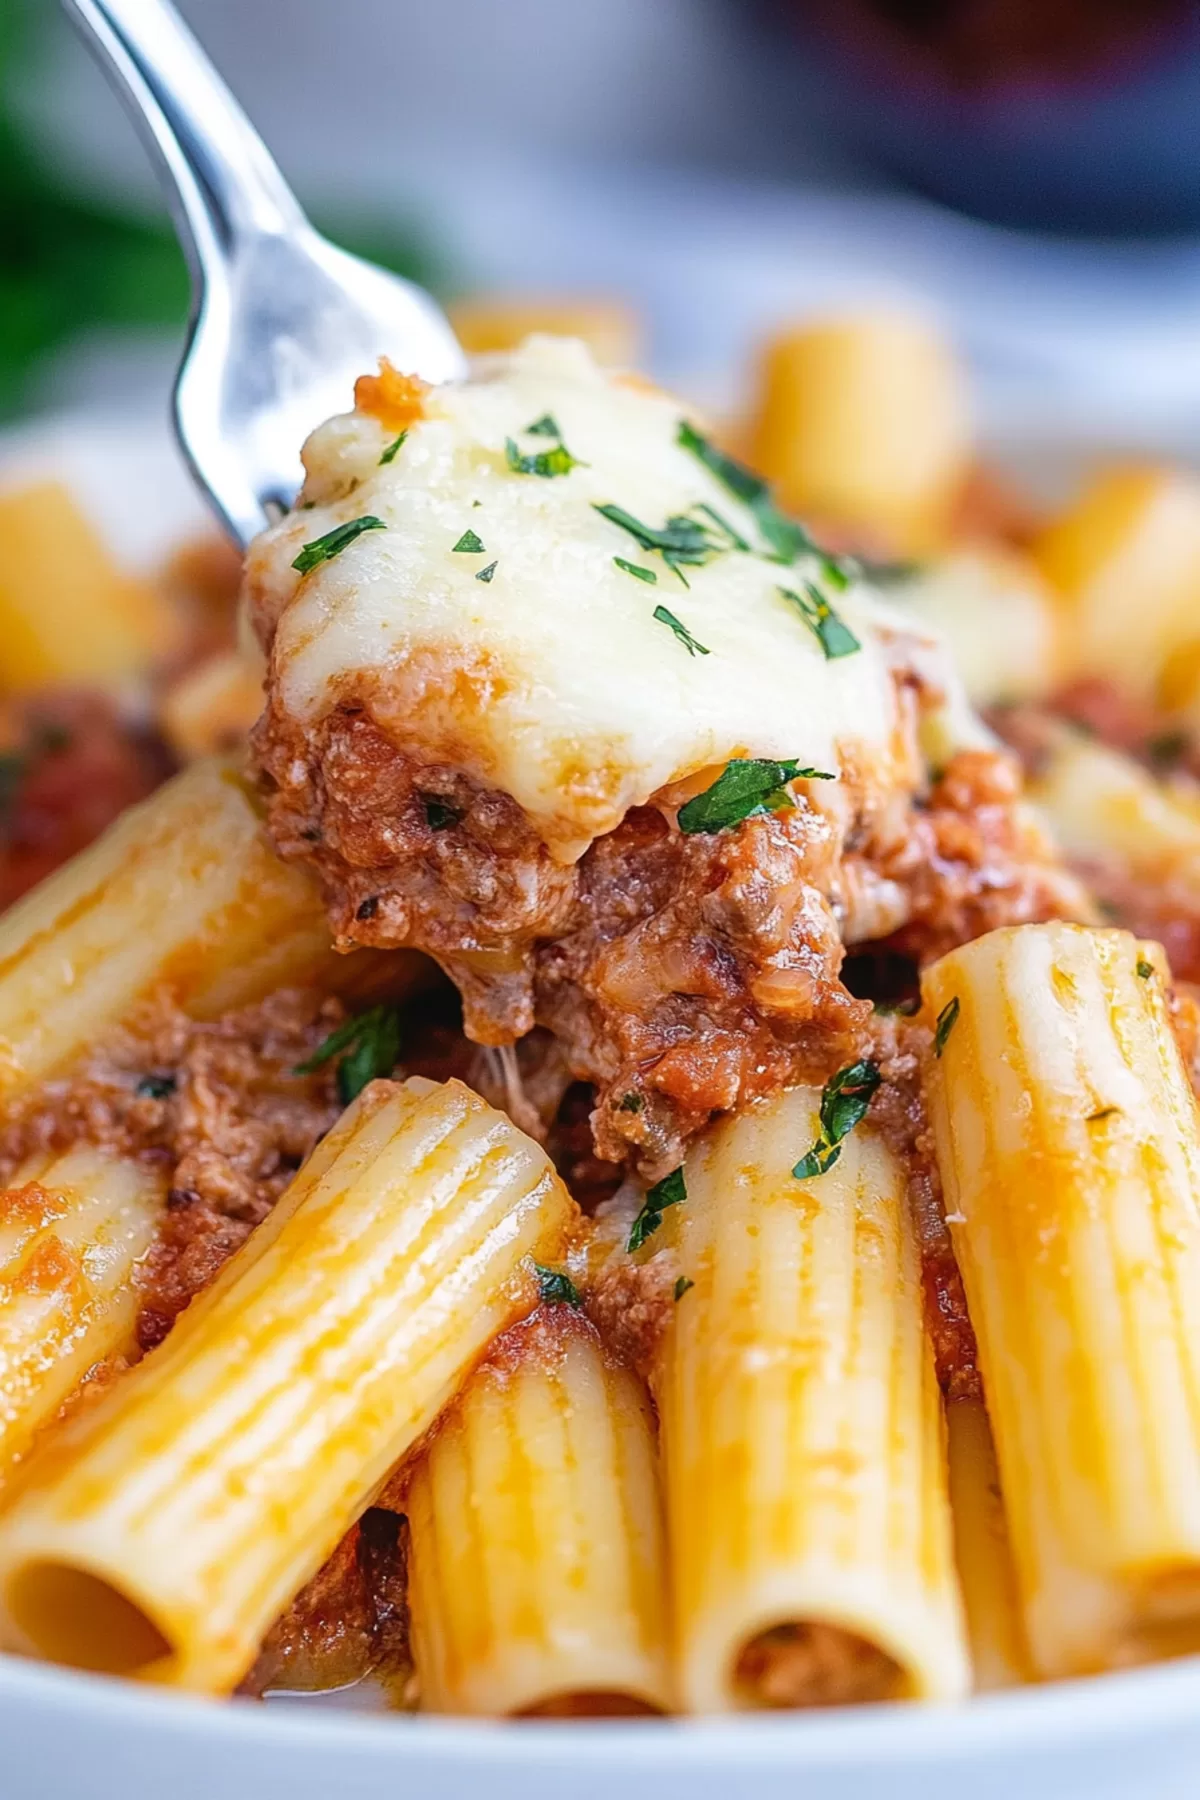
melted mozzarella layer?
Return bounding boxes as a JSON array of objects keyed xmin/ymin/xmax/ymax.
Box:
[{"xmin": 248, "ymin": 336, "xmax": 971, "ymax": 859}]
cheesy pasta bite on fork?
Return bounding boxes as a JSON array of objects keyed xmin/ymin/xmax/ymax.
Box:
[{"xmin": 245, "ymin": 334, "xmax": 1078, "ymax": 1176}]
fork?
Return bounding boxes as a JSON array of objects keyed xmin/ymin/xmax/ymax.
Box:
[{"xmin": 62, "ymin": 0, "xmax": 466, "ymax": 548}]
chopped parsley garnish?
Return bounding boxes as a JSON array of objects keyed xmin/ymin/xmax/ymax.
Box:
[
  {"xmin": 475, "ymin": 560, "xmax": 498, "ymax": 583},
  {"xmin": 792, "ymin": 1061, "xmax": 881, "ymax": 1181},
  {"xmin": 294, "ymin": 1004, "xmax": 403, "ymax": 1106},
  {"xmin": 618, "ymin": 1091, "xmax": 644, "ymax": 1113},
  {"xmin": 693, "ymin": 500, "xmax": 751, "ymax": 553},
  {"xmin": 614, "ymin": 556, "xmax": 657, "ymax": 584},
  {"xmin": 379, "ymin": 430, "xmax": 408, "ymax": 465},
  {"xmin": 452, "ymin": 528, "xmax": 485, "ymax": 554},
  {"xmin": 676, "ymin": 419, "xmax": 849, "ymax": 581},
  {"xmin": 505, "ymin": 435, "xmax": 584, "ymax": 478},
  {"xmin": 779, "ymin": 583, "xmax": 861, "ymax": 660},
  {"xmin": 1137, "ymin": 958, "xmax": 1154, "ymax": 979},
  {"xmin": 934, "ymin": 996, "xmax": 960, "ymax": 1057},
  {"xmin": 653, "ymin": 603, "xmax": 710, "ymax": 657},
  {"xmin": 525, "ymin": 413, "xmax": 561, "ymax": 437},
  {"xmin": 593, "ymin": 503, "xmax": 724, "ymax": 588},
  {"xmin": 674, "ymin": 1276, "xmax": 694, "ymax": 1302},
  {"xmin": 292, "ymin": 515, "xmax": 386, "ymax": 574},
  {"xmin": 421, "ymin": 794, "xmax": 462, "ymax": 830},
  {"xmin": 534, "ymin": 1262, "xmax": 580, "ymax": 1307},
  {"xmin": 136, "ymin": 1073, "xmax": 176, "ymax": 1100},
  {"xmin": 627, "ymin": 1167, "xmax": 686, "ymax": 1253},
  {"xmin": 677, "ymin": 757, "xmax": 833, "ymax": 835}
]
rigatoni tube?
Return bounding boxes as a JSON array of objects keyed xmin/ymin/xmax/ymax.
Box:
[
  {"xmin": 1027, "ymin": 727, "xmax": 1200, "ymax": 897},
  {"xmin": 0, "ymin": 1077, "xmax": 575, "ymax": 1693},
  {"xmin": 0, "ymin": 1147, "xmax": 166, "ymax": 1478},
  {"xmin": 658, "ymin": 1085, "xmax": 969, "ymax": 1712},
  {"xmin": 407, "ymin": 1305, "xmax": 671, "ymax": 1717},
  {"xmin": 0, "ymin": 756, "xmax": 340, "ymax": 1106},
  {"xmin": 923, "ymin": 922, "xmax": 1200, "ymax": 1677},
  {"xmin": 944, "ymin": 1397, "xmax": 1030, "ymax": 1692}
]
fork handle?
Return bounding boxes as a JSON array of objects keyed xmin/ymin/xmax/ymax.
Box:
[{"xmin": 62, "ymin": 0, "xmax": 304, "ymax": 281}]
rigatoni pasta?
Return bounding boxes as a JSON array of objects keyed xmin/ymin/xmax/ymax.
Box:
[
  {"xmin": 750, "ymin": 311, "xmax": 970, "ymax": 555},
  {"xmin": 0, "ymin": 755, "xmax": 341, "ymax": 1107},
  {"xmin": 923, "ymin": 922, "xmax": 1200, "ymax": 1678},
  {"xmin": 1031, "ymin": 465, "xmax": 1200, "ymax": 701},
  {"xmin": 944, "ymin": 1397, "xmax": 1030, "ymax": 1692},
  {"xmin": 407, "ymin": 1305, "xmax": 671, "ymax": 1717},
  {"xmin": 656, "ymin": 1084, "xmax": 969, "ymax": 1713},
  {"xmin": 0, "ymin": 481, "xmax": 170, "ymax": 690},
  {"xmin": 0, "ymin": 1077, "xmax": 575, "ymax": 1692},
  {"xmin": 0, "ymin": 1147, "xmax": 166, "ymax": 1478}
]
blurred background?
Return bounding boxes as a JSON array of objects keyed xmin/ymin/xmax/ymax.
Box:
[{"xmin": 6, "ymin": 0, "xmax": 1200, "ymax": 447}]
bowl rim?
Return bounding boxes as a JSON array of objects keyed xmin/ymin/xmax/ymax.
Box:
[{"xmin": 2, "ymin": 1647, "xmax": 1200, "ymax": 1767}]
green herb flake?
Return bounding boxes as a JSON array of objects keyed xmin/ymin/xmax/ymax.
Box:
[
  {"xmin": 676, "ymin": 419, "xmax": 848, "ymax": 578},
  {"xmin": 779, "ymin": 583, "xmax": 861, "ymax": 660},
  {"xmin": 792, "ymin": 1061, "xmax": 881, "ymax": 1181},
  {"xmin": 505, "ymin": 436, "xmax": 583, "ymax": 479},
  {"xmin": 673, "ymin": 1276, "xmax": 695, "ymax": 1302},
  {"xmin": 294, "ymin": 1004, "xmax": 403, "ymax": 1106},
  {"xmin": 677, "ymin": 757, "xmax": 834, "ymax": 836},
  {"xmin": 614, "ymin": 556, "xmax": 658, "ymax": 584},
  {"xmin": 421, "ymin": 794, "xmax": 462, "ymax": 831},
  {"xmin": 292, "ymin": 515, "xmax": 386, "ymax": 574},
  {"xmin": 934, "ymin": 996, "xmax": 961, "ymax": 1058},
  {"xmin": 653, "ymin": 603, "xmax": 710, "ymax": 658},
  {"xmin": 475, "ymin": 560, "xmax": 498, "ymax": 583},
  {"xmin": 534, "ymin": 1262, "xmax": 580, "ymax": 1307},
  {"xmin": 379, "ymin": 430, "xmax": 408, "ymax": 465},
  {"xmin": 618, "ymin": 1091, "xmax": 644, "ymax": 1113},
  {"xmin": 452, "ymin": 528, "xmax": 485, "ymax": 554},
  {"xmin": 627, "ymin": 1167, "xmax": 686, "ymax": 1253},
  {"xmin": 525, "ymin": 413, "xmax": 561, "ymax": 437},
  {"xmin": 594, "ymin": 502, "xmax": 724, "ymax": 587},
  {"xmin": 136, "ymin": 1073, "xmax": 176, "ymax": 1100},
  {"xmin": 692, "ymin": 500, "xmax": 750, "ymax": 553},
  {"xmin": 1137, "ymin": 958, "xmax": 1154, "ymax": 980}
]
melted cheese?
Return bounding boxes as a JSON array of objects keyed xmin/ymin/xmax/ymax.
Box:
[{"xmin": 247, "ymin": 336, "xmax": 974, "ymax": 860}]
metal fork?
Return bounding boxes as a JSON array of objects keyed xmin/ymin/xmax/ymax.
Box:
[{"xmin": 62, "ymin": 0, "xmax": 466, "ymax": 548}]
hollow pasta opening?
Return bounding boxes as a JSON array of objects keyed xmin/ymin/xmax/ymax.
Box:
[
  {"xmin": 6, "ymin": 1562, "xmax": 172, "ymax": 1675},
  {"xmin": 732, "ymin": 1621, "xmax": 906, "ymax": 1709},
  {"xmin": 518, "ymin": 1691, "xmax": 663, "ymax": 1719}
]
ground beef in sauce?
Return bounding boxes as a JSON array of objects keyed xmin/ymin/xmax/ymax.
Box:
[
  {"xmin": 734, "ymin": 1622, "xmax": 903, "ymax": 1709},
  {"xmin": 239, "ymin": 1508, "xmax": 411, "ymax": 1699},
  {"xmin": 866, "ymin": 1012, "xmax": 980, "ymax": 1402},
  {"xmin": 0, "ymin": 690, "xmax": 173, "ymax": 910},
  {"xmin": 0, "ymin": 988, "xmax": 344, "ymax": 1351},
  {"xmin": 254, "ymin": 692, "xmax": 1078, "ymax": 1177},
  {"xmin": 867, "ymin": 748, "xmax": 1086, "ymax": 967}
]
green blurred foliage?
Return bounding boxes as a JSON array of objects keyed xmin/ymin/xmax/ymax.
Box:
[{"xmin": 0, "ymin": 0, "xmax": 441, "ymax": 417}]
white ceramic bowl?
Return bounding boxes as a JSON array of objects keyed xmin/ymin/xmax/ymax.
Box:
[{"xmin": 0, "ymin": 409, "xmax": 1196, "ymax": 1800}]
